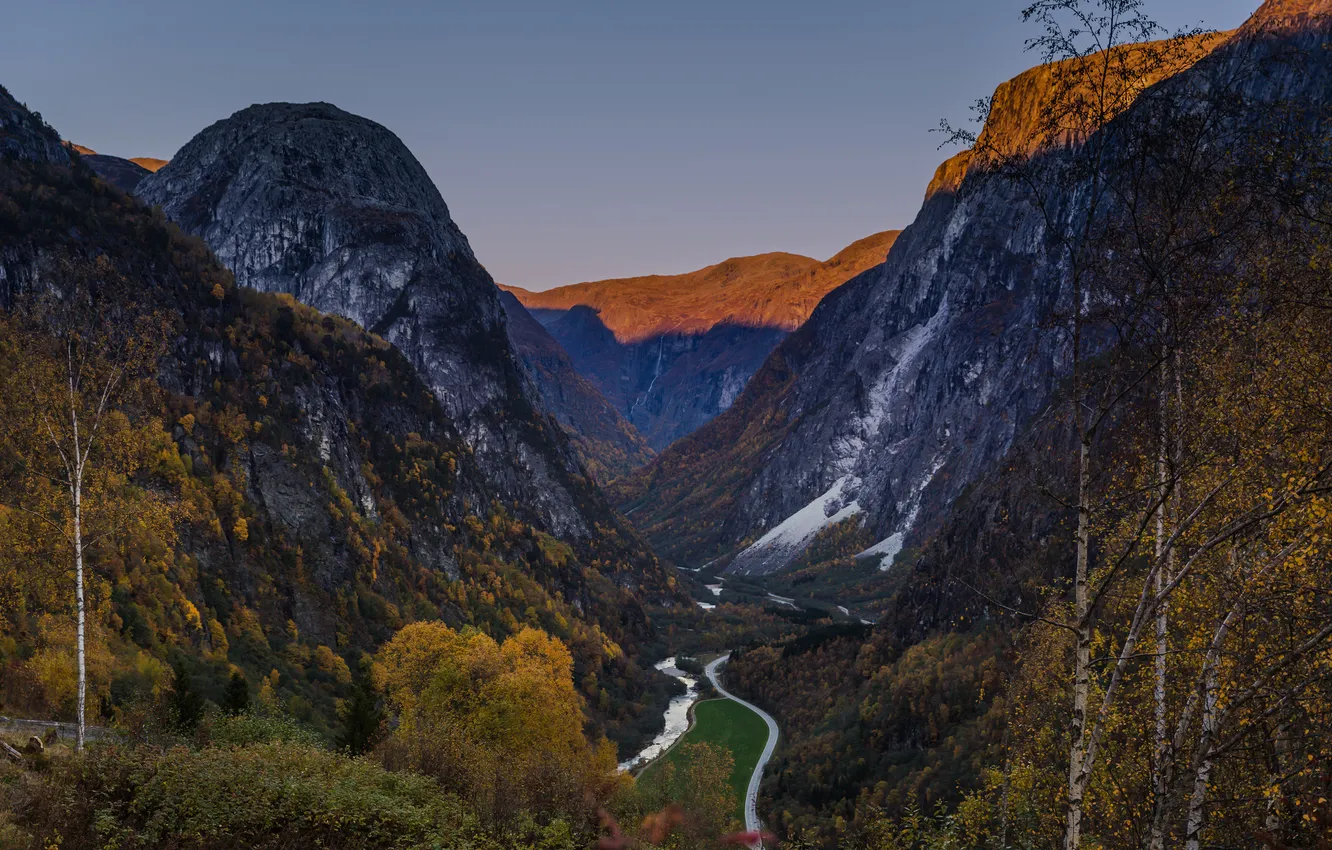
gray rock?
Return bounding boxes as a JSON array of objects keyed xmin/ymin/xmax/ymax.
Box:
[
  {"xmin": 137, "ymin": 102, "xmax": 597, "ymax": 537},
  {"xmin": 0, "ymin": 84, "xmax": 69, "ymax": 166},
  {"xmin": 635, "ymin": 3, "xmax": 1332, "ymax": 575}
]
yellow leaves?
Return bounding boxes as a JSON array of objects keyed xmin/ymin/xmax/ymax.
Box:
[
  {"xmin": 207, "ymin": 618, "xmax": 229, "ymax": 657},
  {"xmin": 231, "ymin": 517, "xmax": 249, "ymax": 543},
  {"xmin": 315, "ymin": 644, "xmax": 353, "ymax": 685},
  {"xmin": 210, "ymin": 283, "xmax": 225, "ymax": 301},
  {"xmin": 179, "ymin": 597, "xmax": 202, "ymax": 630},
  {"xmin": 377, "ymin": 622, "xmax": 608, "ymax": 816}
]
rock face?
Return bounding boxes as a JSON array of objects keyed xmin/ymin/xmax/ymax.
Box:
[
  {"xmin": 505, "ymin": 232, "xmax": 899, "ymax": 450},
  {"xmin": 81, "ymin": 152, "xmax": 152, "ymax": 192},
  {"xmin": 621, "ymin": 6, "xmax": 1328, "ymax": 574},
  {"xmin": 0, "ymin": 85, "xmax": 68, "ymax": 165},
  {"xmin": 500, "ymin": 290, "xmax": 653, "ymax": 482},
  {"xmin": 136, "ymin": 102, "xmax": 601, "ymax": 538}
]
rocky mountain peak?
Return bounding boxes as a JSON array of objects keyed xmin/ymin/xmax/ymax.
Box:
[
  {"xmin": 137, "ymin": 101, "xmax": 609, "ymax": 539},
  {"xmin": 1246, "ymin": 0, "xmax": 1332, "ymax": 31}
]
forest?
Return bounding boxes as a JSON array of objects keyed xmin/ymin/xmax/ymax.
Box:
[{"xmin": 5, "ymin": 0, "xmax": 1332, "ymax": 849}]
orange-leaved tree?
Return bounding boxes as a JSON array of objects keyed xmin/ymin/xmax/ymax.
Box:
[{"xmin": 377, "ymin": 621, "xmax": 622, "ymax": 824}]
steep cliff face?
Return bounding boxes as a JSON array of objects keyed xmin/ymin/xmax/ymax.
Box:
[
  {"xmin": 499, "ymin": 291, "xmax": 653, "ymax": 482},
  {"xmin": 621, "ymin": 11, "xmax": 1318, "ymax": 575},
  {"xmin": 136, "ymin": 103, "xmax": 608, "ymax": 539},
  {"xmin": 505, "ymin": 231, "xmax": 899, "ymax": 450}
]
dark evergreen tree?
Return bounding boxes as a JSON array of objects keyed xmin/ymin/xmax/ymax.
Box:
[
  {"xmin": 337, "ymin": 663, "xmax": 384, "ymax": 755},
  {"xmin": 221, "ymin": 671, "xmax": 251, "ymax": 716},
  {"xmin": 170, "ymin": 664, "xmax": 205, "ymax": 732}
]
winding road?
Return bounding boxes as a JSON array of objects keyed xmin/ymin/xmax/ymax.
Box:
[{"xmin": 705, "ymin": 655, "xmax": 779, "ymax": 844}]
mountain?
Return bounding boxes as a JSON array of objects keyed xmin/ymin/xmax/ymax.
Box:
[
  {"xmin": 710, "ymin": 3, "xmax": 1332, "ymax": 841},
  {"xmin": 57, "ymin": 143, "xmax": 168, "ymax": 192},
  {"xmin": 503, "ymin": 231, "xmax": 899, "ymax": 451},
  {"xmin": 0, "ymin": 83, "xmax": 674, "ymax": 748},
  {"xmin": 135, "ymin": 102, "xmax": 620, "ymax": 543},
  {"xmin": 500, "ymin": 290, "xmax": 653, "ymax": 482},
  {"xmin": 615, "ymin": 30, "xmax": 1251, "ymax": 574}
]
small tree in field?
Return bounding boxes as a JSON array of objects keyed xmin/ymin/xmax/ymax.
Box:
[{"xmin": 0, "ymin": 256, "xmax": 174, "ymax": 750}]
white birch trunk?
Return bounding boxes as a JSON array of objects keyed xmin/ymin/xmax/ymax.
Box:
[
  {"xmin": 1184, "ymin": 663, "xmax": 1218, "ymax": 850},
  {"xmin": 1148, "ymin": 363, "xmax": 1171, "ymax": 850},
  {"xmin": 1066, "ymin": 434, "xmax": 1093, "ymax": 850},
  {"xmin": 74, "ymin": 476, "xmax": 86, "ymax": 752}
]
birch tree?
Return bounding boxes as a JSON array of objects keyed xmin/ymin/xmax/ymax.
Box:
[{"xmin": 0, "ymin": 257, "xmax": 173, "ymax": 749}]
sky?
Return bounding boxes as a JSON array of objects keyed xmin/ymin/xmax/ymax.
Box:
[{"xmin": 2, "ymin": 0, "xmax": 1260, "ymax": 290}]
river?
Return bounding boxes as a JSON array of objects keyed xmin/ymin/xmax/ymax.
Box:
[{"xmin": 618, "ymin": 656, "xmax": 700, "ymax": 772}]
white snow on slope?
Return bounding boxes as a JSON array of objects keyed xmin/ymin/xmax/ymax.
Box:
[
  {"xmin": 730, "ymin": 475, "xmax": 863, "ymax": 572},
  {"xmin": 860, "ymin": 532, "xmax": 905, "ymax": 570},
  {"xmin": 858, "ymin": 451, "xmax": 949, "ymax": 571},
  {"xmin": 832, "ymin": 297, "xmax": 951, "ymax": 478}
]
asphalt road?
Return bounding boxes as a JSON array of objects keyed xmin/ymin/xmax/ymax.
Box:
[{"xmin": 705, "ymin": 654, "xmax": 779, "ymax": 844}]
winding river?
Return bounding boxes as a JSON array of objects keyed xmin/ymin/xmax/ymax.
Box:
[{"xmin": 618, "ymin": 657, "xmax": 700, "ymax": 772}]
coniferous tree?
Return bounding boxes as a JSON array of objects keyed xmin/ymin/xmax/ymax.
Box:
[
  {"xmin": 337, "ymin": 662, "xmax": 385, "ymax": 755},
  {"xmin": 222, "ymin": 671, "xmax": 251, "ymax": 716},
  {"xmin": 170, "ymin": 664, "xmax": 205, "ymax": 733}
]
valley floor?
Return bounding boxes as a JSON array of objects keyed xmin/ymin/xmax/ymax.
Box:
[{"xmin": 637, "ymin": 657, "xmax": 776, "ymax": 827}]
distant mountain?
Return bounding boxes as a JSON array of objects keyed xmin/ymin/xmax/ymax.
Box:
[
  {"xmin": 500, "ymin": 290, "xmax": 653, "ymax": 482},
  {"xmin": 129, "ymin": 156, "xmax": 167, "ymax": 172},
  {"xmin": 504, "ymin": 231, "xmax": 900, "ymax": 450},
  {"xmin": 58, "ymin": 143, "xmax": 167, "ymax": 192},
  {"xmin": 135, "ymin": 102, "xmax": 638, "ymax": 546}
]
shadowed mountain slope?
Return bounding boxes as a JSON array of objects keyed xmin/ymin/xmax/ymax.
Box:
[
  {"xmin": 504, "ymin": 231, "xmax": 900, "ymax": 450},
  {"xmin": 135, "ymin": 101, "xmax": 629, "ymax": 543},
  {"xmin": 615, "ymin": 27, "xmax": 1258, "ymax": 574},
  {"xmin": 500, "ymin": 291, "xmax": 653, "ymax": 482}
]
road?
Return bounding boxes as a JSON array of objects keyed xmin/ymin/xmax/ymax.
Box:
[{"xmin": 705, "ymin": 654, "xmax": 779, "ymax": 844}]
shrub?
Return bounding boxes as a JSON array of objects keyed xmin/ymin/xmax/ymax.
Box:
[{"xmin": 11, "ymin": 741, "xmax": 581, "ymax": 849}]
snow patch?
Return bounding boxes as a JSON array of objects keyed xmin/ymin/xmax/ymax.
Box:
[
  {"xmin": 832, "ymin": 297, "xmax": 951, "ymax": 478},
  {"xmin": 861, "ymin": 532, "xmax": 905, "ymax": 571},
  {"xmin": 705, "ymin": 584, "xmax": 724, "ymax": 597},
  {"xmin": 766, "ymin": 593, "xmax": 798, "ymax": 609},
  {"xmin": 858, "ymin": 451, "xmax": 949, "ymax": 571},
  {"xmin": 730, "ymin": 475, "xmax": 863, "ymax": 572},
  {"xmin": 696, "ymin": 601, "xmax": 716, "ymax": 611}
]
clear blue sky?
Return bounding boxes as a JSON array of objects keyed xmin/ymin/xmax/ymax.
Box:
[{"xmin": 2, "ymin": 0, "xmax": 1259, "ymax": 289}]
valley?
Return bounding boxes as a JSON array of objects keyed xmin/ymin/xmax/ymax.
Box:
[
  {"xmin": 502, "ymin": 230, "xmax": 899, "ymax": 452},
  {"xmin": 3, "ymin": 1, "xmax": 1332, "ymax": 849}
]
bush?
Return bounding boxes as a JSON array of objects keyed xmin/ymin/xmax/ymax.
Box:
[
  {"xmin": 11, "ymin": 741, "xmax": 582, "ymax": 850},
  {"xmin": 202, "ymin": 712, "xmax": 323, "ymax": 748}
]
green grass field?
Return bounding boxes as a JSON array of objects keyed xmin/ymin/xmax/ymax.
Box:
[{"xmin": 639, "ymin": 698, "xmax": 769, "ymax": 822}]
